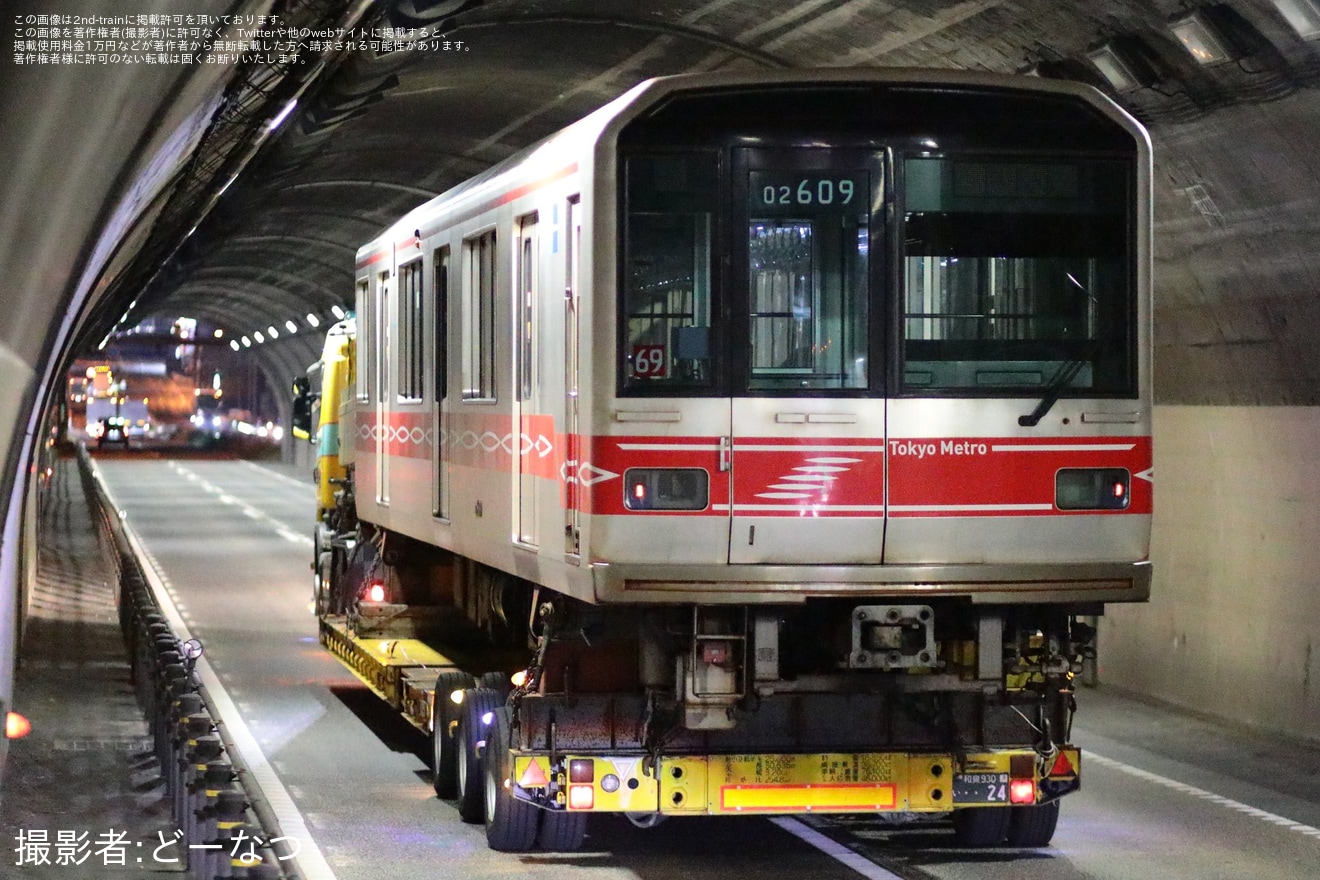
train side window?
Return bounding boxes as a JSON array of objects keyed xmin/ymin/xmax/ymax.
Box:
[
  {"xmin": 355, "ymin": 279, "xmax": 372, "ymax": 402},
  {"xmin": 620, "ymin": 153, "xmax": 717, "ymax": 392},
  {"xmin": 461, "ymin": 230, "xmax": 497, "ymax": 401},
  {"xmin": 433, "ymin": 248, "xmax": 449, "ymax": 403},
  {"xmin": 398, "ymin": 259, "xmax": 424, "ymax": 402},
  {"xmin": 900, "ymin": 156, "xmax": 1133, "ymax": 395}
]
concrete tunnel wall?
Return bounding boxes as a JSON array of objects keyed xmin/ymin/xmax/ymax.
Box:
[
  {"xmin": 1098, "ymin": 85, "xmax": 1320, "ymax": 742},
  {"xmin": 1104, "ymin": 406, "xmax": 1320, "ymax": 741}
]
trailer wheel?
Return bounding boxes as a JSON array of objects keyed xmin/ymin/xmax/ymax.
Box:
[
  {"xmin": 537, "ymin": 808, "xmax": 588, "ymax": 852},
  {"xmin": 478, "ymin": 670, "xmax": 512, "ymax": 699},
  {"xmin": 952, "ymin": 807, "xmax": 1011, "ymax": 847},
  {"xmin": 1006, "ymin": 800, "xmax": 1060, "ymax": 847},
  {"xmin": 483, "ymin": 707, "xmax": 539, "ymax": 851},
  {"xmin": 314, "ymin": 552, "xmax": 332, "ymax": 616},
  {"xmin": 456, "ymin": 687, "xmax": 502, "ymax": 823},
  {"xmin": 430, "ymin": 671, "xmax": 476, "ymax": 799}
]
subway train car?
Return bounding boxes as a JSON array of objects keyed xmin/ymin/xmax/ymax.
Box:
[{"xmin": 301, "ymin": 68, "xmax": 1152, "ymax": 852}]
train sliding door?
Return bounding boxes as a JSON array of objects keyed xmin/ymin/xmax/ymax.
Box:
[
  {"xmin": 728, "ymin": 149, "xmax": 887, "ymax": 565},
  {"xmin": 375, "ymin": 268, "xmax": 391, "ymax": 507},
  {"xmin": 514, "ymin": 213, "xmax": 540, "ymax": 548}
]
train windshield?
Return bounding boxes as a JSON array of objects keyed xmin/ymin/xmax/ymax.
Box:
[
  {"xmin": 746, "ymin": 170, "xmax": 870, "ymax": 390},
  {"xmin": 622, "ymin": 154, "xmax": 717, "ymax": 389},
  {"xmin": 900, "ymin": 156, "xmax": 1132, "ymax": 395}
]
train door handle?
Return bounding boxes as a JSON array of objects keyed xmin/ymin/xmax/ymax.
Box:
[{"xmin": 719, "ymin": 436, "xmax": 732, "ymax": 472}]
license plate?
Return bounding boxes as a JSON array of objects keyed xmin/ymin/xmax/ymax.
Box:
[{"xmin": 953, "ymin": 772, "xmax": 1009, "ymax": 804}]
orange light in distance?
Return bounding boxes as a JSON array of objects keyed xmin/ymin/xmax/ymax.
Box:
[{"xmin": 5, "ymin": 712, "xmax": 32, "ymax": 739}]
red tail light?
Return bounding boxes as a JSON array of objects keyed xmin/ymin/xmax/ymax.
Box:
[
  {"xmin": 1009, "ymin": 778, "xmax": 1036, "ymax": 804},
  {"xmin": 365, "ymin": 583, "xmax": 386, "ymax": 603}
]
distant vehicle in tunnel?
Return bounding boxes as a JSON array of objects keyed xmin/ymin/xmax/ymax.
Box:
[
  {"xmin": 91, "ymin": 417, "xmax": 130, "ymax": 448},
  {"xmin": 294, "ymin": 68, "xmax": 1153, "ymax": 854}
]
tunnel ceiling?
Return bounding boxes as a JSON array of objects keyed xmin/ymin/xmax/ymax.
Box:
[{"xmin": 69, "ymin": 0, "xmax": 1320, "ymax": 404}]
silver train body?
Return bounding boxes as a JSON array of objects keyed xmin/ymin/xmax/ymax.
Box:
[{"xmin": 348, "ymin": 68, "xmax": 1153, "ymax": 611}]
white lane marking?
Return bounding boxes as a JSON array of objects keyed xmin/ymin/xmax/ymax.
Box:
[
  {"xmin": 172, "ymin": 463, "xmax": 313, "ymax": 546},
  {"xmin": 770, "ymin": 817, "xmax": 905, "ymax": 880},
  {"xmin": 278, "ymin": 528, "xmax": 314, "ymax": 547},
  {"xmin": 1087, "ymin": 751, "xmax": 1320, "ymax": 840},
  {"xmin": 239, "ymin": 459, "xmax": 315, "ymax": 490},
  {"xmin": 92, "ymin": 463, "xmax": 338, "ymax": 880}
]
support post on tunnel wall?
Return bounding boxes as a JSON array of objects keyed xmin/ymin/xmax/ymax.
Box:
[
  {"xmin": 0, "ymin": 347, "xmax": 37, "ymax": 791},
  {"xmin": 0, "ymin": 438, "xmax": 32, "ymax": 789},
  {"xmin": 1082, "ymin": 613, "xmax": 1100, "ymax": 687}
]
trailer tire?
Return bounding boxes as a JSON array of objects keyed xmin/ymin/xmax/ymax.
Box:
[
  {"xmin": 952, "ymin": 807, "xmax": 1010, "ymax": 847},
  {"xmin": 537, "ymin": 809, "xmax": 588, "ymax": 852},
  {"xmin": 456, "ymin": 687, "xmax": 502, "ymax": 823},
  {"xmin": 483, "ymin": 707, "xmax": 539, "ymax": 851},
  {"xmin": 314, "ymin": 552, "xmax": 332, "ymax": 616},
  {"xmin": 478, "ymin": 670, "xmax": 512, "ymax": 699},
  {"xmin": 1006, "ymin": 800, "xmax": 1060, "ymax": 847},
  {"xmin": 430, "ymin": 671, "xmax": 476, "ymax": 799}
]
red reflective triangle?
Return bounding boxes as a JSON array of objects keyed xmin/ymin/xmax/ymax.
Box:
[
  {"xmin": 1048, "ymin": 752, "xmax": 1076, "ymax": 778},
  {"xmin": 518, "ymin": 759, "xmax": 549, "ymax": 788}
]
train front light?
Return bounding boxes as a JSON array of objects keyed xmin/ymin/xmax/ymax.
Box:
[
  {"xmin": 1054, "ymin": 468, "xmax": 1130, "ymax": 511},
  {"xmin": 623, "ymin": 468, "xmax": 709, "ymax": 511}
]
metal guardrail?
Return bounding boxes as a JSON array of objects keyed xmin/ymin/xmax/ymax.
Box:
[{"xmin": 76, "ymin": 446, "xmax": 298, "ymax": 880}]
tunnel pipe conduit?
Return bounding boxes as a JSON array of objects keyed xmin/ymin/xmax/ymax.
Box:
[{"xmin": 76, "ymin": 444, "xmax": 292, "ymax": 880}]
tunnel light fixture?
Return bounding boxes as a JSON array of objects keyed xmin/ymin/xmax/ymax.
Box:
[
  {"xmin": 267, "ymin": 325, "xmax": 279, "ymax": 339},
  {"xmin": 267, "ymin": 98, "xmax": 298, "ymax": 133},
  {"xmin": 331, "ymin": 305, "xmax": 346, "ymax": 320},
  {"xmin": 1170, "ymin": 12, "xmax": 1233, "ymax": 64},
  {"xmin": 241, "ymin": 336, "xmax": 252, "ymax": 348},
  {"xmin": 306, "ymin": 313, "xmax": 321, "ymax": 328},
  {"xmin": 1271, "ymin": 0, "xmax": 1320, "ymax": 37},
  {"xmin": 213, "ymin": 329, "xmax": 224, "ymax": 338},
  {"xmin": 253, "ymin": 331, "xmax": 265, "ymax": 344},
  {"xmin": 229, "ymin": 340, "xmax": 240, "ymax": 351},
  {"xmin": 1087, "ymin": 43, "xmax": 1143, "ymax": 91},
  {"xmin": 285, "ymin": 320, "xmax": 298, "ymax": 333}
]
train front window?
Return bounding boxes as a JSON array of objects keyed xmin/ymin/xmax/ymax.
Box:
[
  {"xmin": 622, "ymin": 154, "xmax": 717, "ymax": 390},
  {"xmin": 747, "ymin": 171, "xmax": 869, "ymax": 390},
  {"xmin": 900, "ymin": 157, "xmax": 1132, "ymax": 394}
]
